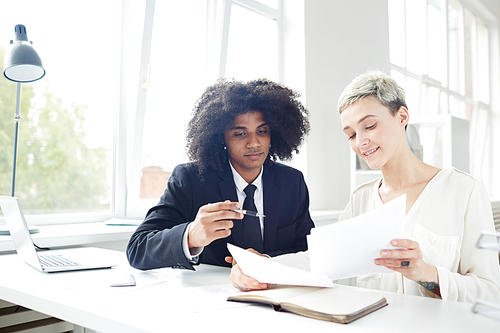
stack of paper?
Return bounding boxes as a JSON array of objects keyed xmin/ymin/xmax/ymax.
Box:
[
  {"xmin": 227, "ymin": 194, "xmax": 406, "ymax": 284},
  {"xmin": 227, "ymin": 244, "xmax": 333, "ymax": 287}
]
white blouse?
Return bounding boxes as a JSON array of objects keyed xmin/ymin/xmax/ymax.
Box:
[{"xmin": 339, "ymin": 168, "xmax": 500, "ymax": 303}]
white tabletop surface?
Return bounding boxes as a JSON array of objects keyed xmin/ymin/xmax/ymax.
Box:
[{"xmin": 0, "ymin": 247, "xmax": 498, "ymax": 333}]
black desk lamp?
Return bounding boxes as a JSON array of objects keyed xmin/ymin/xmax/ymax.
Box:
[{"xmin": 1, "ymin": 24, "xmax": 45, "ymax": 235}]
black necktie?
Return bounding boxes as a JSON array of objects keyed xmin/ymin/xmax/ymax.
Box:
[{"xmin": 242, "ymin": 184, "xmax": 263, "ymax": 253}]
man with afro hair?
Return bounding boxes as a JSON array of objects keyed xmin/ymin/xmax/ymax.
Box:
[{"xmin": 127, "ymin": 78, "xmax": 314, "ymax": 272}]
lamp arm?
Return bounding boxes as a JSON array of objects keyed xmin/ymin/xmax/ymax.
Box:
[{"xmin": 11, "ymin": 82, "xmax": 22, "ymax": 197}]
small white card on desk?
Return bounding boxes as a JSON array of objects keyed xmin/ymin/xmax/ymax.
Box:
[{"xmin": 307, "ymin": 194, "xmax": 406, "ymax": 280}]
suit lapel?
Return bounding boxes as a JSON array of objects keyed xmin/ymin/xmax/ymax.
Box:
[
  {"xmin": 262, "ymin": 163, "xmax": 279, "ymax": 253},
  {"xmin": 217, "ymin": 165, "xmax": 242, "ymax": 245}
]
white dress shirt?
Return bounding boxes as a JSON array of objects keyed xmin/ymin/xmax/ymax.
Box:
[
  {"xmin": 339, "ymin": 168, "xmax": 500, "ymax": 303},
  {"xmin": 182, "ymin": 161, "xmax": 264, "ymax": 260},
  {"xmin": 229, "ymin": 162, "xmax": 265, "ymax": 237}
]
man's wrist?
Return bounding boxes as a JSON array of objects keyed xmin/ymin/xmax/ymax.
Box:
[{"xmin": 183, "ymin": 222, "xmax": 203, "ymax": 259}]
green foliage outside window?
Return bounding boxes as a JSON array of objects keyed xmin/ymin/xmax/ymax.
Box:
[{"xmin": 0, "ymin": 47, "xmax": 109, "ymax": 214}]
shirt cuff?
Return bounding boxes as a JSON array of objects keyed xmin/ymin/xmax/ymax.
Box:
[{"xmin": 182, "ymin": 222, "xmax": 204, "ymax": 260}]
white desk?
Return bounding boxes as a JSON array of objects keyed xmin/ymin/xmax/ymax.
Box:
[{"xmin": 0, "ymin": 248, "xmax": 498, "ymax": 333}]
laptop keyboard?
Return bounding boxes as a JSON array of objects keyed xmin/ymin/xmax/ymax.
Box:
[{"xmin": 39, "ymin": 254, "xmax": 79, "ymax": 267}]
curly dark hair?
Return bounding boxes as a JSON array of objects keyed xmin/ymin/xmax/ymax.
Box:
[{"xmin": 185, "ymin": 77, "xmax": 310, "ymax": 176}]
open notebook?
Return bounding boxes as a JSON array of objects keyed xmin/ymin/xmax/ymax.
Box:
[{"xmin": 0, "ymin": 196, "xmax": 116, "ymax": 273}]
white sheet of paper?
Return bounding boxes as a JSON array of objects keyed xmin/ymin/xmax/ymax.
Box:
[
  {"xmin": 227, "ymin": 243, "xmax": 334, "ymax": 287},
  {"xmin": 308, "ymin": 194, "xmax": 406, "ymax": 280}
]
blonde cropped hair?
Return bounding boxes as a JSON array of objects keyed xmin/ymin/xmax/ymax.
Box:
[{"xmin": 337, "ymin": 70, "xmax": 407, "ymax": 115}]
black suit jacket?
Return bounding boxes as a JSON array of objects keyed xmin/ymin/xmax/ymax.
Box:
[{"xmin": 126, "ymin": 161, "xmax": 314, "ymax": 270}]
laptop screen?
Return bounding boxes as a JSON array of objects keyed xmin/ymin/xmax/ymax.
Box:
[{"xmin": 0, "ymin": 196, "xmax": 43, "ymax": 270}]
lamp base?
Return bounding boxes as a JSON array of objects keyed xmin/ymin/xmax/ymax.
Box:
[{"xmin": 0, "ymin": 225, "xmax": 40, "ymax": 235}]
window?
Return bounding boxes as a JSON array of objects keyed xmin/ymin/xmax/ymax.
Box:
[
  {"xmin": 124, "ymin": 0, "xmax": 208, "ymax": 217},
  {"xmin": 225, "ymin": 2, "xmax": 280, "ymax": 81},
  {"xmin": 0, "ymin": 1, "xmax": 120, "ymax": 222},
  {"xmin": 388, "ymin": 0, "xmax": 495, "ymax": 192},
  {"xmin": 126, "ymin": 0, "xmax": 283, "ymax": 217},
  {"xmin": 0, "ymin": 0, "xmax": 291, "ymax": 223}
]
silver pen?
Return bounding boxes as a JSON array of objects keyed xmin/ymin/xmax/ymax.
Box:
[{"xmin": 232, "ymin": 209, "xmax": 266, "ymax": 218}]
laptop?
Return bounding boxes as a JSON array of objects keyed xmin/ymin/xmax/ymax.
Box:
[{"xmin": 0, "ymin": 196, "xmax": 116, "ymax": 273}]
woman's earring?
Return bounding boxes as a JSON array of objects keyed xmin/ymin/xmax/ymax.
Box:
[{"xmin": 223, "ymin": 145, "xmax": 227, "ymax": 150}]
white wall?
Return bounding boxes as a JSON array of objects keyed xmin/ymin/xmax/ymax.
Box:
[{"xmin": 303, "ymin": 0, "xmax": 391, "ymax": 210}]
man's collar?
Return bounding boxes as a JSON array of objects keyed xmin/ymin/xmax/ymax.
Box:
[{"xmin": 228, "ymin": 161, "xmax": 263, "ymax": 192}]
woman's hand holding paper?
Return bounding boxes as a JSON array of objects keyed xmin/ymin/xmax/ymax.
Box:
[{"xmin": 375, "ymin": 239, "xmax": 438, "ymax": 284}]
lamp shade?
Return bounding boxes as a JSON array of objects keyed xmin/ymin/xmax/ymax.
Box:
[{"xmin": 3, "ymin": 24, "xmax": 45, "ymax": 83}]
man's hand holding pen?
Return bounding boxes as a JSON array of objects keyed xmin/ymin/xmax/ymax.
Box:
[
  {"xmin": 187, "ymin": 200, "xmax": 244, "ymax": 248},
  {"xmin": 187, "ymin": 200, "xmax": 266, "ymax": 249},
  {"xmin": 231, "ymin": 209, "xmax": 266, "ymax": 218}
]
